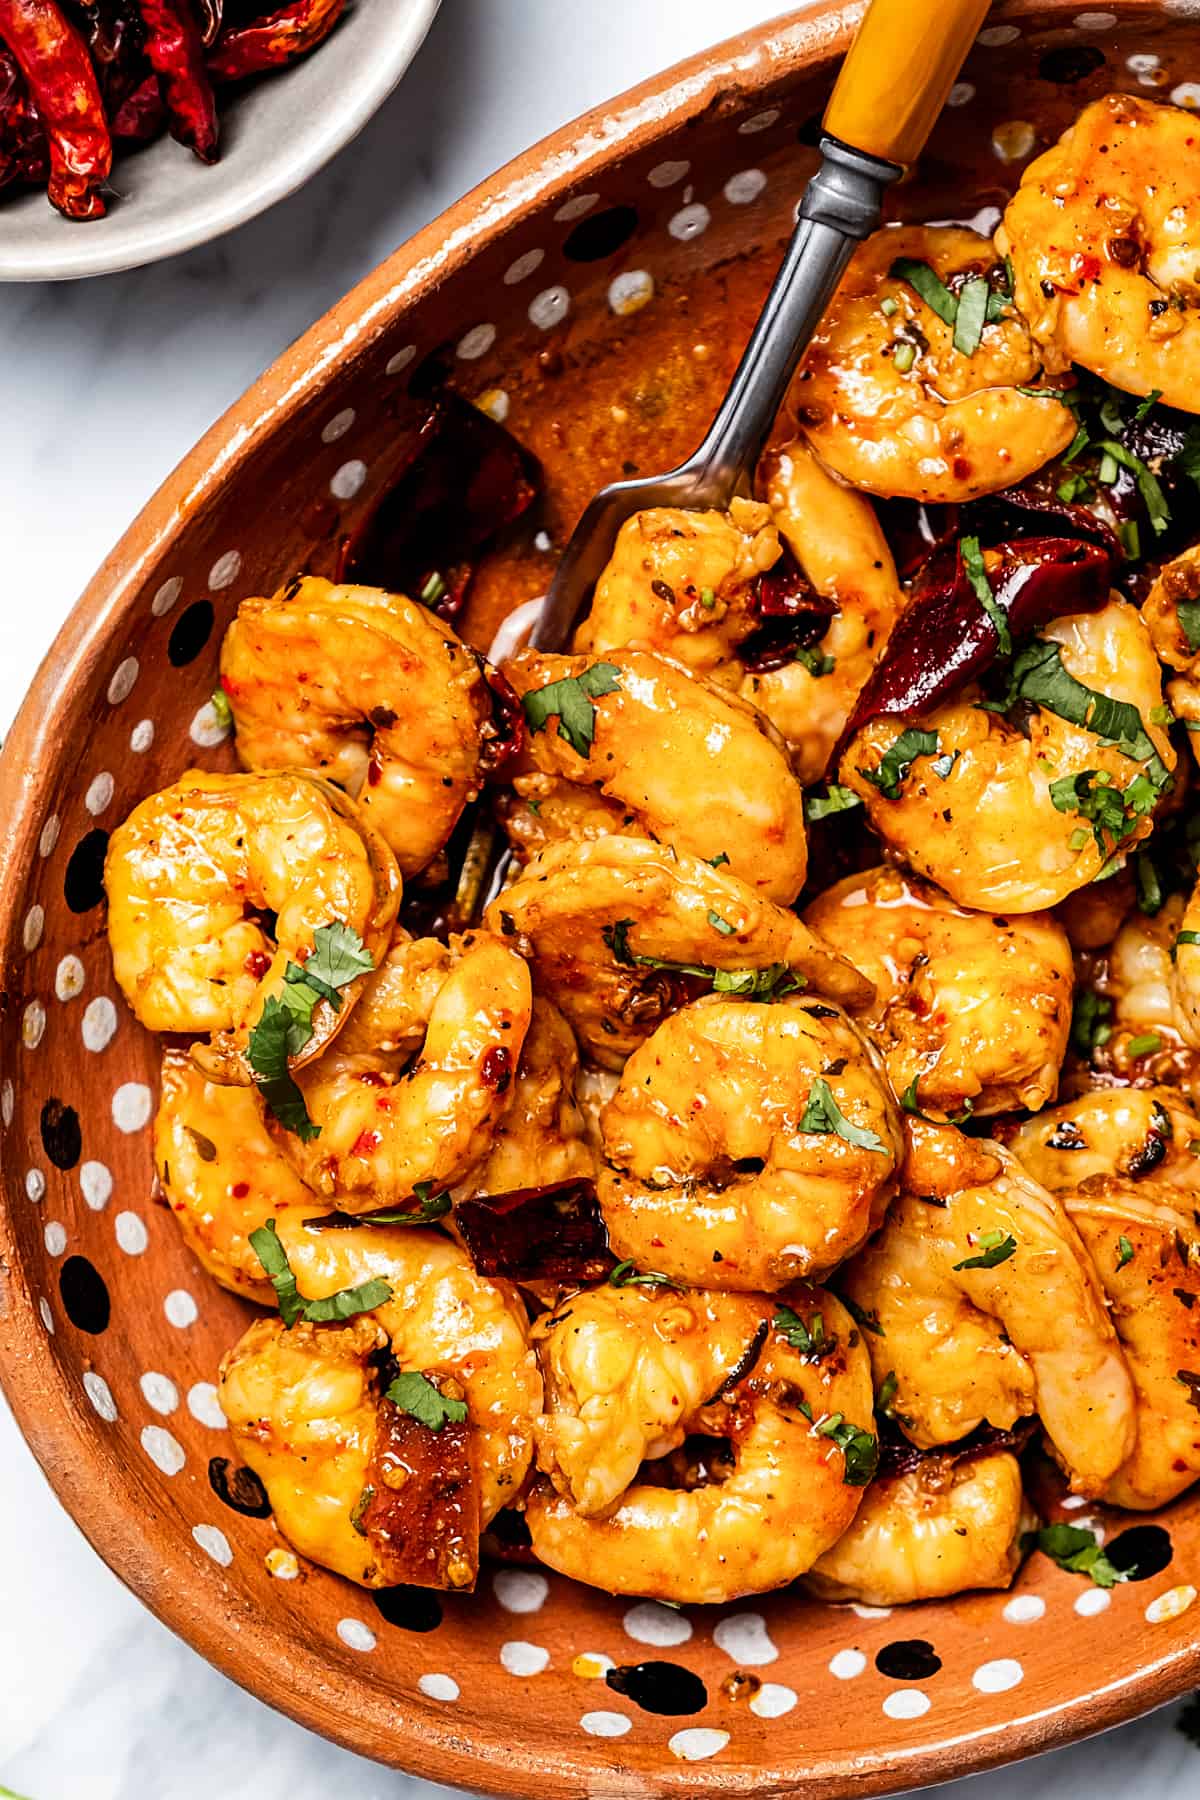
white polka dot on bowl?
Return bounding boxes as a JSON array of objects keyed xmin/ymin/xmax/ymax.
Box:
[
  {"xmin": 712, "ymin": 1612, "xmax": 776, "ymax": 1666},
  {"xmin": 750, "ymin": 1683, "xmax": 797, "ymax": 1719},
  {"xmin": 648, "ymin": 158, "xmax": 689, "ymax": 187},
  {"xmin": 85, "ymin": 772, "xmax": 114, "ymax": 816},
  {"xmin": 22, "ymin": 1000, "xmax": 46, "ymax": 1049},
  {"xmin": 130, "ymin": 719, "xmax": 155, "ymax": 753},
  {"xmin": 39, "ymin": 816, "xmax": 61, "ymax": 858},
  {"xmin": 948, "ymin": 81, "xmax": 975, "ymax": 106},
  {"xmin": 828, "ymin": 1647, "xmax": 867, "ymax": 1680},
  {"xmin": 208, "ymin": 550, "xmax": 242, "ymax": 591},
  {"xmin": 1, "ymin": 1081, "xmax": 13, "ymax": 1128},
  {"xmin": 81, "ymin": 996, "xmax": 118, "ymax": 1051},
  {"xmin": 187, "ymin": 1383, "xmax": 227, "ymax": 1429},
  {"xmin": 738, "ymin": 107, "xmax": 779, "ymax": 134},
  {"xmin": 669, "ymin": 202, "xmax": 710, "ymax": 242},
  {"xmin": 503, "ymin": 247, "xmax": 544, "ymax": 285},
  {"xmin": 330, "ymin": 459, "xmax": 368, "ymax": 501},
  {"xmin": 42, "ymin": 1221, "xmax": 65, "ymax": 1257},
  {"xmin": 978, "ymin": 22, "xmax": 1020, "ymax": 43},
  {"xmin": 83, "ymin": 1371, "xmax": 118, "ymax": 1422},
  {"xmin": 22, "ymin": 904, "xmax": 43, "ymax": 952},
  {"xmin": 116, "ymin": 1211, "xmax": 149, "ymax": 1255},
  {"xmin": 623, "ymin": 1601, "xmax": 692, "ymax": 1647},
  {"xmin": 321, "ymin": 408, "xmax": 356, "ymax": 444},
  {"xmin": 499, "ymin": 1641, "xmax": 549, "ymax": 1677},
  {"xmin": 337, "ymin": 1618, "xmax": 377, "ymax": 1653},
  {"xmin": 1074, "ymin": 9, "xmax": 1117, "ymax": 26},
  {"xmin": 193, "ymin": 1524, "xmax": 233, "ymax": 1567},
  {"xmin": 25, "ymin": 1168, "xmax": 45, "ymax": 1203},
  {"xmin": 724, "ymin": 169, "xmax": 767, "ymax": 205},
  {"xmin": 972, "ymin": 1658, "xmax": 1024, "ymax": 1694},
  {"xmin": 140, "ymin": 1372, "xmax": 179, "ymax": 1415},
  {"xmin": 418, "ymin": 1672, "xmax": 459, "ymax": 1701},
  {"xmin": 1003, "ymin": 1594, "xmax": 1046, "ymax": 1624},
  {"xmin": 669, "ymin": 1728, "xmax": 729, "ymax": 1762},
  {"xmin": 580, "ymin": 1711, "xmax": 631, "ymax": 1738},
  {"xmin": 555, "ymin": 192, "xmax": 598, "ymax": 222},
  {"xmin": 1074, "ymin": 1587, "xmax": 1111, "ymax": 1617},
  {"xmin": 38, "ymin": 1297, "xmax": 54, "ymax": 1333},
  {"xmin": 112, "ymin": 1083, "xmax": 152, "ymax": 1133},
  {"xmin": 882, "ymin": 1689, "xmax": 931, "ymax": 1721},
  {"xmin": 54, "ymin": 956, "xmax": 85, "ymax": 1002},
  {"xmin": 189, "ymin": 697, "xmax": 232, "ymax": 748},
  {"xmin": 493, "ymin": 1569, "xmax": 548, "ymax": 1614},
  {"xmin": 140, "ymin": 1425, "xmax": 185, "ymax": 1475},
  {"xmin": 1145, "ymin": 1585, "xmax": 1196, "ymax": 1623},
  {"xmin": 456, "ymin": 323, "xmax": 496, "ymax": 361},
  {"xmin": 385, "ymin": 343, "xmax": 417, "ymax": 376},
  {"xmin": 608, "ymin": 269, "xmax": 654, "ymax": 316},
  {"xmin": 164, "ymin": 1289, "xmax": 199, "ymax": 1328},
  {"xmin": 849, "ymin": 1602, "xmax": 892, "ymax": 1620},
  {"xmin": 528, "ymin": 286, "xmax": 570, "ymax": 330},
  {"xmin": 151, "ymin": 576, "xmax": 183, "ymax": 617},
  {"xmin": 80, "ymin": 1160, "xmax": 113, "ymax": 1210},
  {"xmin": 107, "ymin": 657, "xmax": 139, "ymax": 705}
]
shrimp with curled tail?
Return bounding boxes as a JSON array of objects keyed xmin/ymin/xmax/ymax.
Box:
[
  {"xmin": 841, "ymin": 1124, "xmax": 1134, "ymax": 1496},
  {"xmin": 793, "ymin": 225, "xmax": 1074, "ymax": 502},
  {"xmin": 805, "ymin": 865, "xmax": 1073, "ymax": 1116},
  {"xmin": 454, "ymin": 998, "xmax": 595, "ymax": 1200},
  {"xmin": 505, "ymin": 646, "xmax": 808, "ymax": 903},
  {"xmin": 1009, "ymin": 1091, "xmax": 1200, "ymax": 1510},
  {"xmin": 526, "ymin": 1283, "xmax": 874, "ymax": 1603},
  {"xmin": 279, "ymin": 929, "xmax": 533, "ymax": 1211},
  {"xmin": 806, "ymin": 1449, "xmax": 1036, "ymax": 1607},
  {"xmin": 599, "ymin": 992, "xmax": 902, "ymax": 1289},
  {"xmin": 219, "ymin": 1225, "xmax": 542, "ymax": 1590},
  {"xmin": 105, "ymin": 768, "xmax": 401, "ymax": 1064},
  {"xmin": 997, "ymin": 94, "xmax": 1200, "ymax": 410},
  {"xmin": 221, "ymin": 577, "xmax": 494, "ymax": 876},
  {"xmin": 486, "ymin": 835, "xmax": 871, "ymax": 1069}
]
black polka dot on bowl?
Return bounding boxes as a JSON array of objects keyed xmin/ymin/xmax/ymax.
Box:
[
  {"xmin": 1105, "ymin": 1523, "xmax": 1172, "ymax": 1582},
  {"xmin": 563, "ymin": 204, "xmax": 638, "ymax": 262},
  {"xmin": 605, "ymin": 1661, "xmax": 707, "ymax": 1715},
  {"xmin": 64, "ymin": 829, "xmax": 109, "ymax": 914},
  {"xmin": 40, "ymin": 1098, "xmax": 81, "ymax": 1170},
  {"xmin": 373, "ymin": 1586, "xmax": 444, "ymax": 1633},
  {"xmin": 208, "ymin": 1456, "xmax": 271, "ymax": 1519},
  {"xmin": 59, "ymin": 1255, "xmax": 110, "ymax": 1334},
  {"xmin": 168, "ymin": 600, "xmax": 215, "ymax": 667},
  {"xmin": 875, "ymin": 1639, "xmax": 943, "ymax": 1681},
  {"xmin": 1038, "ymin": 44, "xmax": 1106, "ymax": 83}
]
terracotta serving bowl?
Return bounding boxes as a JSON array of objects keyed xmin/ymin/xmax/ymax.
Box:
[{"xmin": 2, "ymin": 3, "xmax": 1198, "ymax": 1794}]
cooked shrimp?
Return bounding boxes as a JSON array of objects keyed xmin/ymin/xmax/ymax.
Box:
[
  {"xmin": 599, "ymin": 993, "xmax": 902, "ymax": 1289},
  {"xmin": 792, "ymin": 225, "xmax": 1074, "ymax": 502},
  {"xmin": 486, "ymin": 835, "xmax": 871, "ymax": 1069},
  {"xmin": 804, "ymin": 865, "xmax": 1073, "ymax": 1115},
  {"xmin": 221, "ymin": 577, "xmax": 493, "ymax": 876},
  {"xmin": 1007, "ymin": 1087, "xmax": 1200, "ymax": 1214},
  {"xmin": 839, "ymin": 599, "xmax": 1175, "ymax": 912},
  {"xmin": 841, "ymin": 1124, "xmax": 1134, "ymax": 1495},
  {"xmin": 805, "ymin": 1450, "xmax": 1035, "ymax": 1606},
  {"xmin": 739, "ymin": 439, "xmax": 906, "ymax": 784},
  {"xmin": 1143, "ymin": 546, "xmax": 1200, "ymax": 754},
  {"xmin": 219, "ymin": 1227, "xmax": 542, "ymax": 1588},
  {"xmin": 504, "ymin": 646, "xmax": 808, "ymax": 903},
  {"xmin": 574, "ymin": 498, "xmax": 781, "ymax": 680},
  {"xmin": 279, "ymin": 929, "xmax": 532, "ymax": 1210},
  {"xmin": 997, "ymin": 94, "xmax": 1200, "ymax": 410},
  {"xmin": 454, "ymin": 998, "xmax": 595, "ymax": 1199},
  {"xmin": 1075, "ymin": 897, "xmax": 1200, "ymax": 1093},
  {"xmin": 525, "ymin": 1282, "xmax": 873, "ymax": 1602},
  {"xmin": 495, "ymin": 774, "xmax": 635, "ymax": 865},
  {"xmin": 105, "ymin": 769, "xmax": 401, "ymax": 1059}
]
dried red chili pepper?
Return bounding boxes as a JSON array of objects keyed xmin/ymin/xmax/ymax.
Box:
[
  {"xmin": 0, "ymin": 0, "xmax": 110, "ymax": 216},
  {"xmin": 110, "ymin": 69, "xmax": 164, "ymax": 141},
  {"xmin": 476, "ymin": 660, "xmax": 526, "ymax": 784},
  {"xmin": 194, "ymin": 0, "xmax": 221, "ymax": 46},
  {"xmin": 206, "ymin": 0, "xmax": 343, "ymax": 82},
  {"xmin": 136, "ymin": 0, "xmax": 217, "ymax": 162},
  {"xmin": 454, "ymin": 1179, "xmax": 615, "ymax": 1285},
  {"xmin": 75, "ymin": 0, "xmax": 146, "ymax": 117},
  {"xmin": 841, "ymin": 535, "xmax": 1113, "ymax": 746},
  {"xmin": 0, "ymin": 39, "xmax": 47, "ymax": 189}
]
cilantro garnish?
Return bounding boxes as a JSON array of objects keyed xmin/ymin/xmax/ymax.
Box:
[
  {"xmin": 960, "ymin": 535, "xmax": 1011, "ymax": 655},
  {"xmin": 600, "ymin": 919, "xmax": 800, "ymax": 1002},
  {"xmin": 521, "ymin": 662, "xmax": 621, "ymax": 757},
  {"xmin": 995, "ymin": 639, "xmax": 1170, "ymax": 792},
  {"xmin": 859, "ymin": 727, "xmax": 940, "ymax": 801},
  {"xmin": 210, "ymin": 687, "xmax": 233, "ymax": 730},
  {"xmin": 248, "ymin": 1218, "xmax": 392, "ymax": 1327},
  {"xmin": 1116, "ymin": 1235, "xmax": 1135, "ymax": 1270},
  {"xmin": 815, "ymin": 1412, "xmax": 879, "ymax": 1486},
  {"xmin": 707, "ymin": 910, "xmax": 735, "ymax": 936},
  {"xmin": 1049, "ymin": 768, "xmax": 1158, "ymax": 859},
  {"xmin": 953, "ymin": 1228, "xmax": 1017, "ymax": 1272},
  {"xmin": 1025, "ymin": 1522, "xmax": 1130, "ymax": 1589},
  {"xmin": 805, "ymin": 784, "xmax": 863, "ymax": 823},
  {"xmin": 246, "ymin": 920, "xmax": 375, "ymax": 1139},
  {"xmin": 774, "ymin": 1305, "xmax": 838, "ymax": 1360},
  {"xmin": 795, "ymin": 646, "xmax": 836, "ymax": 678},
  {"xmin": 1095, "ymin": 438, "xmax": 1170, "ymax": 534},
  {"xmin": 1177, "ymin": 930, "xmax": 1200, "ymax": 953},
  {"xmin": 839, "ymin": 1293, "xmax": 885, "ymax": 1337},
  {"xmin": 1127, "ymin": 1031, "xmax": 1162, "ymax": 1059},
  {"xmin": 608, "ymin": 1259, "xmax": 678, "ymax": 1290},
  {"xmin": 1071, "ymin": 988, "xmax": 1113, "ymax": 1057},
  {"xmin": 385, "ymin": 1370, "xmax": 468, "ymax": 1431},
  {"xmin": 888, "ymin": 257, "xmax": 959, "ymax": 328},
  {"xmin": 799, "ymin": 1077, "xmax": 887, "ymax": 1154},
  {"xmin": 1178, "ymin": 599, "xmax": 1200, "ymax": 654}
]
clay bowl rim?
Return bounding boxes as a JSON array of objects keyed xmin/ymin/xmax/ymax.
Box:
[{"xmin": 2, "ymin": 2, "xmax": 1198, "ymax": 1793}]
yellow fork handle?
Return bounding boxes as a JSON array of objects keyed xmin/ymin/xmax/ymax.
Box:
[{"xmin": 824, "ymin": 0, "xmax": 993, "ymax": 168}]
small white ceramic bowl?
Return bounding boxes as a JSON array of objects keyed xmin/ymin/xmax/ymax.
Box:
[{"xmin": 0, "ymin": 0, "xmax": 440, "ymax": 282}]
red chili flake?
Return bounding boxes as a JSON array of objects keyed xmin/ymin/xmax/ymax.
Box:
[
  {"xmin": 206, "ymin": 0, "xmax": 346, "ymax": 83},
  {"xmin": 366, "ymin": 756, "xmax": 383, "ymax": 788},
  {"xmin": 0, "ymin": 0, "xmax": 111, "ymax": 217},
  {"xmin": 351, "ymin": 1130, "xmax": 381, "ymax": 1158},
  {"xmin": 480, "ymin": 1046, "xmax": 512, "ymax": 1093},
  {"xmin": 136, "ymin": 0, "xmax": 218, "ymax": 163},
  {"xmin": 231, "ymin": 1181, "xmax": 250, "ymax": 1199},
  {"xmin": 244, "ymin": 949, "xmax": 271, "ymax": 979}
]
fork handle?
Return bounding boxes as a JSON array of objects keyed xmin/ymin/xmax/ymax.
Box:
[{"xmin": 825, "ymin": 0, "xmax": 992, "ymax": 167}]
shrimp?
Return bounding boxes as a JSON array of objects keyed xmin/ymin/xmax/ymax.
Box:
[
  {"xmin": 739, "ymin": 439, "xmax": 906, "ymax": 784},
  {"xmin": 792, "ymin": 225, "xmax": 1075, "ymax": 502},
  {"xmin": 1143, "ymin": 545, "xmax": 1200, "ymax": 756},
  {"xmin": 804, "ymin": 865, "xmax": 1074, "ymax": 1115},
  {"xmin": 1008, "ymin": 1093, "xmax": 1200, "ymax": 1510},
  {"xmin": 495, "ymin": 774, "xmax": 634, "ymax": 865},
  {"xmin": 574, "ymin": 498, "xmax": 781, "ymax": 681},
  {"xmin": 104, "ymin": 769, "xmax": 401, "ymax": 1061},
  {"xmin": 485, "ymin": 835, "xmax": 872, "ymax": 1069},
  {"xmin": 219, "ymin": 1228, "xmax": 542, "ymax": 1588},
  {"xmin": 997, "ymin": 94, "xmax": 1200, "ymax": 410},
  {"xmin": 840, "ymin": 1124, "xmax": 1135, "ymax": 1495},
  {"xmin": 599, "ymin": 992, "xmax": 902, "ymax": 1289},
  {"xmin": 839, "ymin": 599, "xmax": 1175, "ymax": 912},
  {"xmin": 504, "ymin": 646, "xmax": 808, "ymax": 903},
  {"xmin": 805, "ymin": 1450, "xmax": 1035, "ymax": 1607},
  {"xmin": 220, "ymin": 577, "xmax": 493, "ymax": 876},
  {"xmin": 1075, "ymin": 896, "xmax": 1200, "ymax": 1094},
  {"xmin": 525, "ymin": 1282, "xmax": 874, "ymax": 1603},
  {"xmin": 454, "ymin": 998, "xmax": 595, "ymax": 1199},
  {"xmin": 279, "ymin": 929, "xmax": 533, "ymax": 1211}
]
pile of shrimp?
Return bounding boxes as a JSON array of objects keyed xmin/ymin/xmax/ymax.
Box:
[{"xmin": 105, "ymin": 90, "xmax": 1200, "ymax": 1611}]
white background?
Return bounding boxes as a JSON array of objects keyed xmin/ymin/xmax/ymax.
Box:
[{"xmin": 0, "ymin": 3, "xmax": 1196, "ymax": 1796}]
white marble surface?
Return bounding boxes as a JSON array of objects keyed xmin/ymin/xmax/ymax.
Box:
[{"xmin": 0, "ymin": 3, "xmax": 1197, "ymax": 1796}]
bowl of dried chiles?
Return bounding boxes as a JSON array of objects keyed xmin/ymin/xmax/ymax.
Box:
[{"xmin": 0, "ymin": 0, "xmax": 440, "ymax": 280}]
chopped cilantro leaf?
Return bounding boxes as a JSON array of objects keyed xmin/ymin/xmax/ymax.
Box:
[
  {"xmin": 952, "ymin": 274, "xmax": 989, "ymax": 356},
  {"xmin": 859, "ymin": 727, "xmax": 940, "ymax": 802},
  {"xmin": 1025, "ymin": 1522, "xmax": 1129, "ymax": 1588},
  {"xmin": 246, "ymin": 921, "xmax": 375, "ymax": 1139},
  {"xmin": 248, "ymin": 1219, "xmax": 391, "ymax": 1327},
  {"xmin": 420, "ymin": 571, "xmax": 446, "ymax": 606},
  {"xmin": 1096, "ymin": 437, "xmax": 1170, "ymax": 534},
  {"xmin": 795, "ymin": 645, "xmax": 836, "ymax": 677},
  {"xmin": 1116, "ymin": 1234, "xmax": 1135, "ymax": 1270},
  {"xmin": 1178, "ymin": 599, "xmax": 1200, "ymax": 654},
  {"xmin": 1071, "ymin": 988, "xmax": 1113, "ymax": 1057},
  {"xmin": 839, "ymin": 1293, "xmax": 885, "ymax": 1336},
  {"xmin": 889, "ymin": 256, "xmax": 958, "ymax": 326},
  {"xmin": 1135, "ymin": 388, "xmax": 1162, "ymax": 421},
  {"xmin": 1127, "ymin": 1031, "xmax": 1162, "ymax": 1059},
  {"xmin": 521, "ymin": 662, "xmax": 621, "ymax": 757},
  {"xmin": 800, "ymin": 1077, "xmax": 887, "ymax": 1154},
  {"xmin": 707, "ymin": 910, "xmax": 735, "ymax": 936},
  {"xmin": 210, "ymin": 687, "xmax": 233, "ymax": 730},
  {"xmin": 711, "ymin": 964, "xmax": 803, "ymax": 1001},
  {"xmin": 775, "ymin": 1305, "xmax": 837, "ymax": 1360},
  {"xmin": 960, "ymin": 535, "xmax": 1011, "ymax": 655},
  {"xmin": 952, "ymin": 1227, "xmax": 1017, "ymax": 1272},
  {"xmin": 805, "ymin": 784, "xmax": 863, "ymax": 823},
  {"xmin": 708, "ymin": 852, "xmax": 730, "ymax": 867},
  {"xmin": 608, "ymin": 1260, "xmax": 678, "ymax": 1290},
  {"xmin": 815, "ymin": 1412, "xmax": 879, "ymax": 1486},
  {"xmin": 385, "ymin": 1370, "xmax": 468, "ymax": 1431}
]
